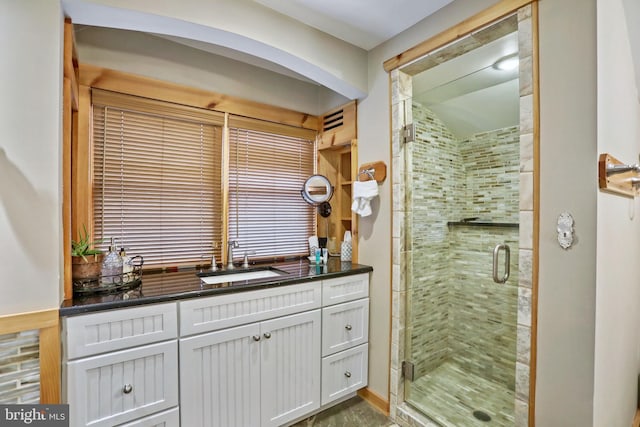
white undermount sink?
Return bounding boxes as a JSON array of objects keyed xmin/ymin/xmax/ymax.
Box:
[{"xmin": 199, "ymin": 268, "xmax": 286, "ymax": 285}]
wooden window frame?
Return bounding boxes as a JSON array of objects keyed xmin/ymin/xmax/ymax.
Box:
[{"xmin": 73, "ymin": 64, "xmax": 320, "ymax": 273}]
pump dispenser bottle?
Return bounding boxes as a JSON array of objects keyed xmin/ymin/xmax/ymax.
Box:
[
  {"xmin": 119, "ymin": 247, "xmax": 133, "ymax": 282},
  {"xmin": 102, "ymin": 237, "xmax": 123, "ymax": 285}
]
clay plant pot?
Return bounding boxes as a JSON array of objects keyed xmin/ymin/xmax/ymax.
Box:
[{"xmin": 71, "ymin": 253, "xmax": 104, "ymax": 281}]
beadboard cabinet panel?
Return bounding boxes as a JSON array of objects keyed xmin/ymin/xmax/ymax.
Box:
[
  {"xmin": 66, "ymin": 341, "xmax": 178, "ymax": 427},
  {"xmin": 260, "ymin": 310, "xmax": 321, "ymax": 427},
  {"xmin": 180, "ymin": 282, "xmax": 321, "ymax": 336},
  {"xmin": 64, "ymin": 303, "xmax": 178, "ymax": 360},
  {"xmin": 180, "ymin": 323, "xmax": 261, "ymax": 427},
  {"xmin": 321, "ymin": 343, "xmax": 369, "ymax": 405},
  {"xmin": 321, "ymin": 298, "xmax": 369, "ymax": 357},
  {"xmin": 116, "ymin": 407, "xmax": 179, "ymax": 427},
  {"xmin": 321, "ymin": 273, "xmax": 369, "ymax": 306}
]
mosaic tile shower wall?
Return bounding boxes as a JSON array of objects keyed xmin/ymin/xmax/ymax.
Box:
[
  {"xmin": 410, "ymin": 102, "xmax": 519, "ymax": 387},
  {"xmin": 459, "ymin": 127, "xmax": 520, "ymax": 223},
  {"xmin": 409, "ymin": 105, "xmax": 465, "ymax": 377},
  {"xmin": 0, "ymin": 330, "xmax": 40, "ymax": 403}
]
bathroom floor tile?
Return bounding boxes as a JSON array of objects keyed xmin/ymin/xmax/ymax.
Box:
[{"xmin": 291, "ymin": 396, "xmax": 394, "ymax": 427}]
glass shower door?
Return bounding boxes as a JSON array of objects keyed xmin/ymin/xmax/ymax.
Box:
[{"xmin": 401, "ymin": 19, "xmax": 521, "ymax": 427}]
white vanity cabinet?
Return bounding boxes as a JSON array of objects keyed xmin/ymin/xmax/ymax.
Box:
[
  {"xmin": 62, "ymin": 303, "xmax": 179, "ymax": 427},
  {"xmin": 320, "ymin": 273, "xmax": 370, "ymax": 405},
  {"xmin": 62, "ymin": 270, "xmax": 370, "ymax": 427},
  {"xmin": 179, "ymin": 282, "xmax": 322, "ymax": 427},
  {"xmin": 180, "ymin": 309, "xmax": 321, "ymax": 427}
]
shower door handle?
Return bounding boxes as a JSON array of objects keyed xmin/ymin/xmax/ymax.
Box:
[{"xmin": 492, "ymin": 243, "xmax": 510, "ymax": 284}]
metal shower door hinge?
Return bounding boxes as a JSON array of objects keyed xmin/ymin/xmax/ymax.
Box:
[
  {"xmin": 402, "ymin": 361, "xmax": 415, "ymax": 381},
  {"xmin": 402, "ymin": 124, "xmax": 415, "ymax": 143}
]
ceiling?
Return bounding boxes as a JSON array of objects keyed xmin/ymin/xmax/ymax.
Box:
[
  {"xmin": 252, "ymin": 0, "xmax": 456, "ymax": 50},
  {"xmin": 413, "ymin": 32, "xmax": 520, "ymax": 139},
  {"xmin": 248, "ymin": 0, "xmax": 520, "ymax": 139}
]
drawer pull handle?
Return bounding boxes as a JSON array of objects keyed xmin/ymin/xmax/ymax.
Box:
[
  {"xmin": 345, "ymin": 324, "xmax": 353, "ymax": 331},
  {"xmin": 122, "ymin": 384, "xmax": 133, "ymax": 394},
  {"xmin": 344, "ymin": 371, "xmax": 352, "ymax": 378},
  {"xmin": 263, "ymin": 332, "xmax": 271, "ymax": 339},
  {"xmin": 252, "ymin": 335, "xmax": 261, "ymax": 341}
]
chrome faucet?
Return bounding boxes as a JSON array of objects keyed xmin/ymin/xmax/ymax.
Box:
[
  {"xmin": 227, "ymin": 240, "xmax": 239, "ymax": 269},
  {"xmin": 242, "ymin": 251, "xmax": 257, "ymax": 268}
]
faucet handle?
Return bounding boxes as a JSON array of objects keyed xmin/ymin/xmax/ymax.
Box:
[{"xmin": 242, "ymin": 251, "xmax": 257, "ymax": 268}]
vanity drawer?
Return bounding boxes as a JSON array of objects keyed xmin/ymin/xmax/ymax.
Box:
[
  {"xmin": 116, "ymin": 407, "xmax": 179, "ymax": 427},
  {"xmin": 179, "ymin": 281, "xmax": 321, "ymax": 336},
  {"xmin": 321, "ymin": 343, "xmax": 368, "ymax": 405},
  {"xmin": 322, "ymin": 273, "xmax": 369, "ymax": 306},
  {"xmin": 64, "ymin": 303, "xmax": 178, "ymax": 359},
  {"xmin": 67, "ymin": 340, "xmax": 179, "ymax": 427},
  {"xmin": 321, "ymin": 298, "xmax": 369, "ymax": 356}
]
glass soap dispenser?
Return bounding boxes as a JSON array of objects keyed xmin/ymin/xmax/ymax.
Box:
[
  {"xmin": 119, "ymin": 247, "xmax": 133, "ymax": 282},
  {"xmin": 101, "ymin": 237, "xmax": 123, "ymax": 285}
]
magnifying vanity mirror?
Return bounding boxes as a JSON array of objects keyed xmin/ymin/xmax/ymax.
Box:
[{"xmin": 301, "ymin": 175, "xmax": 334, "ymax": 206}]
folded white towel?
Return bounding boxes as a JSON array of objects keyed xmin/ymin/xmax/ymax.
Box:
[{"xmin": 351, "ymin": 180, "xmax": 379, "ymax": 217}]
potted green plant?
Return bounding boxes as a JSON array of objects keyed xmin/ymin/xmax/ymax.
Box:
[{"xmin": 71, "ymin": 225, "xmax": 104, "ymax": 282}]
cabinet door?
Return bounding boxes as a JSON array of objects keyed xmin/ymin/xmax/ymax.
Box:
[
  {"xmin": 322, "ymin": 298, "xmax": 369, "ymax": 356},
  {"xmin": 116, "ymin": 407, "xmax": 179, "ymax": 427},
  {"xmin": 321, "ymin": 343, "xmax": 368, "ymax": 405},
  {"xmin": 260, "ymin": 309, "xmax": 321, "ymax": 427},
  {"xmin": 66, "ymin": 341, "xmax": 178, "ymax": 427},
  {"xmin": 180, "ymin": 323, "xmax": 261, "ymax": 427}
]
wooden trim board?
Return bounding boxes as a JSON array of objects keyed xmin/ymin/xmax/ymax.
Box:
[
  {"xmin": 358, "ymin": 387, "xmax": 390, "ymax": 416},
  {"xmin": 39, "ymin": 323, "xmax": 61, "ymax": 404},
  {"xmin": 383, "ymin": 0, "xmax": 536, "ymax": 72},
  {"xmin": 0, "ymin": 310, "xmax": 60, "ymax": 404},
  {"xmin": 529, "ymin": 2, "xmax": 540, "ymax": 425},
  {"xmin": 0, "ymin": 309, "xmax": 58, "ymax": 335},
  {"xmin": 78, "ymin": 63, "xmax": 318, "ymax": 131}
]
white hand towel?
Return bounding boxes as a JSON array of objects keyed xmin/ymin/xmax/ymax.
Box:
[{"xmin": 351, "ymin": 180, "xmax": 379, "ymax": 217}]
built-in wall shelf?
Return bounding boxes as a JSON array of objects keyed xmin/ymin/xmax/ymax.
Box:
[
  {"xmin": 447, "ymin": 221, "xmax": 519, "ymax": 228},
  {"xmin": 317, "ymin": 100, "xmax": 358, "ymax": 262}
]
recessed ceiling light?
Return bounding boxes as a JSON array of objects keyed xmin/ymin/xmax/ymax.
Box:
[{"xmin": 493, "ymin": 53, "xmax": 519, "ymax": 71}]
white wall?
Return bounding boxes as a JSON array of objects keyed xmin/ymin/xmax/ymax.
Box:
[
  {"xmin": 63, "ymin": 0, "xmax": 368, "ymax": 100},
  {"xmin": 536, "ymin": 0, "xmax": 598, "ymax": 424},
  {"xmin": 75, "ymin": 26, "xmax": 347, "ymax": 115},
  {"xmin": 0, "ymin": 0, "xmax": 63, "ymax": 315},
  {"xmin": 594, "ymin": 0, "xmax": 640, "ymax": 424}
]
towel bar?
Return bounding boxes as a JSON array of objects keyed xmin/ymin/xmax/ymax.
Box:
[{"xmin": 357, "ymin": 161, "xmax": 387, "ymax": 183}]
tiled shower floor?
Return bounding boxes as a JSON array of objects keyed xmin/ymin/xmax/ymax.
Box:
[{"xmin": 407, "ymin": 361, "xmax": 515, "ymax": 427}]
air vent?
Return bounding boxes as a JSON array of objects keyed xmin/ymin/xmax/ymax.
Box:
[
  {"xmin": 318, "ymin": 101, "xmax": 356, "ymax": 150},
  {"xmin": 322, "ymin": 109, "xmax": 345, "ymax": 132}
]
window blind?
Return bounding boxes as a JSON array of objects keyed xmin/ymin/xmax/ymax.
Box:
[
  {"xmin": 92, "ymin": 91, "xmax": 223, "ymax": 267},
  {"xmin": 228, "ymin": 124, "xmax": 315, "ymax": 260}
]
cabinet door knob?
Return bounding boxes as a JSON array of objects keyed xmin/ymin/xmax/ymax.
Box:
[
  {"xmin": 344, "ymin": 371, "xmax": 351, "ymax": 378},
  {"xmin": 252, "ymin": 335, "xmax": 261, "ymax": 341},
  {"xmin": 345, "ymin": 324, "xmax": 352, "ymax": 331},
  {"xmin": 263, "ymin": 332, "xmax": 271, "ymax": 339},
  {"xmin": 122, "ymin": 384, "xmax": 133, "ymax": 394}
]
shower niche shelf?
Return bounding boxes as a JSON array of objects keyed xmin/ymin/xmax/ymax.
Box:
[{"xmin": 447, "ymin": 221, "xmax": 519, "ymax": 228}]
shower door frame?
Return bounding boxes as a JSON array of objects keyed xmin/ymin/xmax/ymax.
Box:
[{"xmin": 386, "ymin": 1, "xmax": 539, "ymax": 426}]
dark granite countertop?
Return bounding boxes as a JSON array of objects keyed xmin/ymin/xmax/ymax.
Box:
[{"xmin": 60, "ymin": 258, "xmax": 373, "ymax": 317}]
